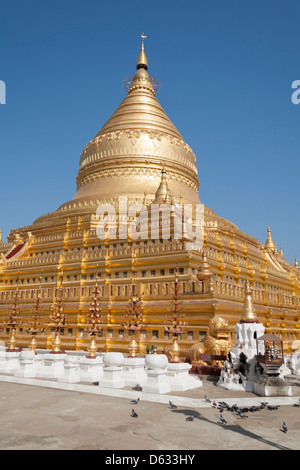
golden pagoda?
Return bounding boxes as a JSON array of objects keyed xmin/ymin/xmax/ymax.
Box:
[{"xmin": 0, "ymin": 36, "xmax": 299, "ymax": 355}]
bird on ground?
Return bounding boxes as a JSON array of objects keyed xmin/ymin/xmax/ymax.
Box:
[
  {"xmin": 218, "ymin": 401, "xmax": 230, "ymax": 410},
  {"xmin": 131, "ymin": 409, "xmax": 138, "ymax": 418},
  {"xmin": 169, "ymin": 400, "xmax": 177, "ymax": 408},
  {"xmin": 131, "ymin": 398, "xmax": 140, "ymax": 404},
  {"xmin": 186, "ymin": 415, "xmax": 195, "ymax": 421},
  {"xmin": 267, "ymin": 404, "xmax": 280, "ymax": 410},
  {"xmin": 250, "ymin": 406, "xmax": 260, "ymax": 412},
  {"xmin": 238, "ymin": 411, "xmax": 248, "ymax": 419},
  {"xmin": 212, "ymin": 400, "xmax": 217, "ymax": 407},
  {"xmin": 229, "ymin": 404, "xmax": 238, "ymax": 412},
  {"xmin": 204, "ymin": 395, "xmax": 211, "ymax": 403},
  {"xmin": 260, "ymin": 402, "xmax": 268, "ymax": 408},
  {"xmin": 133, "ymin": 384, "xmax": 142, "ymax": 391},
  {"xmin": 281, "ymin": 422, "xmax": 288, "ymax": 433},
  {"xmin": 293, "ymin": 401, "xmax": 300, "ymax": 407},
  {"xmin": 219, "ymin": 414, "xmax": 227, "ymax": 424}
]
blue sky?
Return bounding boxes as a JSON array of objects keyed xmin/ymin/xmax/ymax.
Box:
[{"xmin": 0, "ymin": 0, "xmax": 299, "ymax": 264}]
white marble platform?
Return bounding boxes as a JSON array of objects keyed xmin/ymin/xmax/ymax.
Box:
[
  {"xmin": 0, "ymin": 374, "xmax": 298, "ymax": 409},
  {"xmin": 166, "ymin": 362, "xmax": 202, "ymax": 391}
]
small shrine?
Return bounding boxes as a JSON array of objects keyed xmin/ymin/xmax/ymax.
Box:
[{"xmin": 254, "ymin": 333, "xmax": 292, "ymax": 397}]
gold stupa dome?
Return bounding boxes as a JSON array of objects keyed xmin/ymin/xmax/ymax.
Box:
[
  {"xmin": 69, "ymin": 35, "xmax": 200, "ymax": 210},
  {"xmin": 34, "ymin": 35, "xmax": 226, "ymax": 226}
]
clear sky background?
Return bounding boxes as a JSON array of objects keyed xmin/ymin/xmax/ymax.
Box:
[{"xmin": 0, "ymin": 0, "xmax": 299, "ymax": 265}]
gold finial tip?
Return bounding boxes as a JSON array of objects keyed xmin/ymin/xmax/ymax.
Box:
[{"xmin": 137, "ymin": 32, "xmax": 148, "ymax": 70}]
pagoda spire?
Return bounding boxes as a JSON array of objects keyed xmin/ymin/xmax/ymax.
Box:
[
  {"xmin": 240, "ymin": 280, "xmax": 259, "ymax": 323},
  {"xmin": 265, "ymin": 225, "xmax": 276, "ymax": 253},
  {"xmin": 280, "ymin": 245, "xmax": 284, "ymax": 256},
  {"xmin": 137, "ymin": 32, "xmax": 148, "ymax": 70},
  {"xmin": 154, "ymin": 167, "xmax": 172, "ymax": 204},
  {"xmin": 197, "ymin": 249, "xmax": 213, "ymax": 282}
]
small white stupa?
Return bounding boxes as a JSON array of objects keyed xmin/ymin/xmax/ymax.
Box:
[{"xmin": 217, "ymin": 281, "xmax": 265, "ymax": 392}]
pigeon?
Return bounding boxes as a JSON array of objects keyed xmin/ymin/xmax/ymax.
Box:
[
  {"xmin": 131, "ymin": 409, "xmax": 138, "ymax": 418},
  {"xmin": 267, "ymin": 404, "xmax": 280, "ymax": 410},
  {"xmin": 260, "ymin": 402, "xmax": 268, "ymax": 408},
  {"xmin": 238, "ymin": 411, "xmax": 248, "ymax": 419},
  {"xmin": 169, "ymin": 400, "xmax": 177, "ymax": 409},
  {"xmin": 228, "ymin": 404, "xmax": 235, "ymax": 411},
  {"xmin": 230, "ymin": 404, "xmax": 238, "ymax": 412},
  {"xmin": 250, "ymin": 406, "xmax": 260, "ymax": 412},
  {"xmin": 219, "ymin": 414, "xmax": 227, "ymax": 424},
  {"xmin": 133, "ymin": 384, "xmax": 142, "ymax": 391},
  {"xmin": 186, "ymin": 415, "xmax": 195, "ymax": 421},
  {"xmin": 212, "ymin": 400, "xmax": 217, "ymax": 407},
  {"xmin": 293, "ymin": 401, "xmax": 300, "ymax": 407},
  {"xmin": 131, "ymin": 398, "xmax": 140, "ymax": 404},
  {"xmin": 281, "ymin": 422, "xmax": 288, "ymax": 433},
  {"xmin": 204, "ymin": 395, "xmax": 211, "ymax": 403}
]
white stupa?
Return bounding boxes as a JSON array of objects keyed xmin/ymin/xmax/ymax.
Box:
[{"xmin": 217, "ymin": 281, "xmax": 265, "ymax": 391}]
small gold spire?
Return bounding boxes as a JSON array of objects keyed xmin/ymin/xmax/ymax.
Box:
[
  {"xmin": 197, "ymin": 250, "xmax": 213, "ymax": 282},
  {"xmin": 280, "ymin": 245, "xmax": 284, "ymax": 256},
  {"xmin": 240, "ymin": 280, "xmax": 258, "ymax": 323},
  {"xmin": 137, "ymin": 32, "xmax": 148, "ymax": 70},
  {"xmin": 295, "ymin": 257, "xmax": 299, "ymax": 269},
  {"xmin": 154, "ymin": 167, "xmax": 172, "ymax": 204},
  {"xmin": 265, "ymin": 225, "xmax": 276, "ymax": 252}
]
